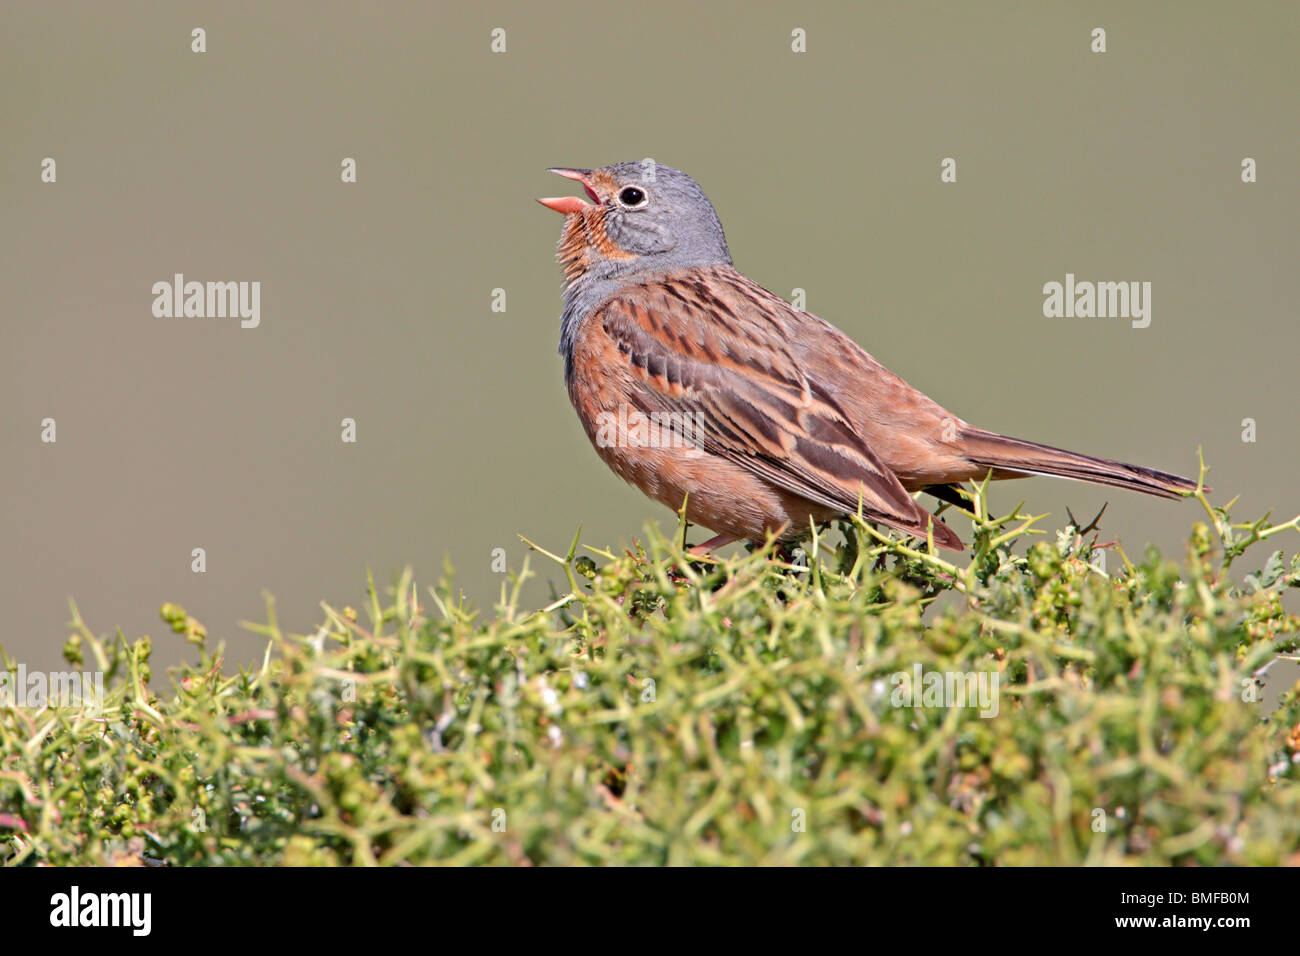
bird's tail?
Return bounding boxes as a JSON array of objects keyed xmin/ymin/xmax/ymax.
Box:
[{"xmin": 956, "ymin": 428, "xmax": 1201, "ymax": 499}]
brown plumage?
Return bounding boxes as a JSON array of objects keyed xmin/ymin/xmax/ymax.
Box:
[{"xmin": 540, "ymin": 163, "xmax": 1199, "ymax": 554}]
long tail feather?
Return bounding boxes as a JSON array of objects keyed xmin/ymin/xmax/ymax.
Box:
[{"xmin": 957, "ymin": 428, "xmax": 1200, "ymax": 499}]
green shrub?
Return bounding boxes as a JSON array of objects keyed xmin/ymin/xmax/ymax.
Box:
[{"xmin": 2, "ymin": 474, "xmax": 1298, "ymax": 865}]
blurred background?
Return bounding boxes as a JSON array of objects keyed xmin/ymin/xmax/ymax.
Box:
[{"xmin": 2, "ymin": 1, "xmax": 1297, "ymax": 671}]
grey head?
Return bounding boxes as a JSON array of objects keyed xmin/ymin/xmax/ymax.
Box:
[{"xmin": 538, "ymin": 161, "xmax": 732, "ymax": 288}]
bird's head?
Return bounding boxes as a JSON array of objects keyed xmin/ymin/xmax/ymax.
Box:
[{"xmin": 538, "ymin": 161, "xmax": 731, "ymax": 288}]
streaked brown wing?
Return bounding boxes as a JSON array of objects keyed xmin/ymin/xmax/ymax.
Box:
[{"xmin": 591, "ymin": 269, "xmax": 961, "ymax": 548}]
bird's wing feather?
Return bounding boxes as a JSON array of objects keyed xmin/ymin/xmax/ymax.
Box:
[{"xmin": 590, "ymin": 268, "xmax": 961, "ymax": 548}]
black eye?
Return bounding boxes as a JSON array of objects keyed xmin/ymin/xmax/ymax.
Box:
[{"xmin": 618, "ymin": 186, "xmax": 647, "ymax": 207}]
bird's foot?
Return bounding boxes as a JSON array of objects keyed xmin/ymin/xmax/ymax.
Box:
[{"xmin": 688, "ymin": 533, "xmax": 739, "ymax": 557}]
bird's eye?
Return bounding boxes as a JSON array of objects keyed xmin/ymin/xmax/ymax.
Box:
[{"xmin": 617, "ymin": 186, "xmax": 648, "ymax": 208}]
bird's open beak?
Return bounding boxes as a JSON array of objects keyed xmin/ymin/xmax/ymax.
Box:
[{"xmin": 537, "ymin": 167, "xmax": 600, "ymax": 214}]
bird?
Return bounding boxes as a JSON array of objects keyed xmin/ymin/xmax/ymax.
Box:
[{"xmin": 537, "ymin": 162, "xmax": 1199, "ymax": 555}]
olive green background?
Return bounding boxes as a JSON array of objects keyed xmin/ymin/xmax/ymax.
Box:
[{"xmin": 3, "ymin": 1, "xmax": 1296, "ymax": 671}]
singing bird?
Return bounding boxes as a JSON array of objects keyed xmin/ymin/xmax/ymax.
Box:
[{"xmin": 538, "ymin": 162, "xmax": 1198, "ymax": 554}]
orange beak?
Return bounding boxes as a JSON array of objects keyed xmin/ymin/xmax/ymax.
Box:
[{"xmin": 537, "ymin": 167, "xmax": 600, "ymax": 215}]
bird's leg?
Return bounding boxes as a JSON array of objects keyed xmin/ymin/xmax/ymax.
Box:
[
  {"xmin": 923, "ymin": 483, "xmax": 970, "ymax": 511},
  {"xmin": 689, "ymin": 533, "xmax": 739, "ymax": 556}
]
